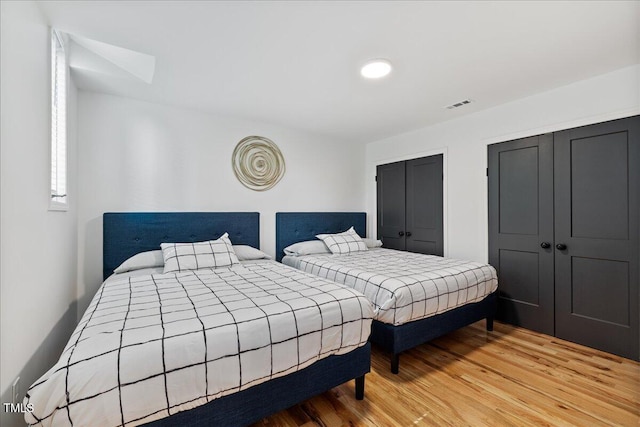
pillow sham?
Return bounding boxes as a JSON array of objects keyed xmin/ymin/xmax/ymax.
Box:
[
  {"xmin": 316, "ymin": 227, "xmax": 368, "ymax": 254},
  {"xmin": 362, "ymin": 238, "xmax": 383, "ymax": 248},
  {"xmin": 233, "ymin": 245, "xmax": 272, "ymax": 261},
  {"xmin": 161, "ymin": 233, "xmax": 239, "ymax": 273},
  {"xmin": 113, "ymin": 250, "xmax": 164, "ymax": 274},
  {"xmin": 283, "ymin": 240, "xmax": 331, "ymax": 256}
]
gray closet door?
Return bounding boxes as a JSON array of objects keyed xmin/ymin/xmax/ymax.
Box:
[
  {"xmin": 406, "ymin": 155, "xmax": 444, "ymax": 256},
  {"xmin": 377, "ymin": 155, "xmax": 444, "ymax": 254},
  {"xmin": 377, "ymin": 161, "xmax": 406, "ymax": 250},
  {"xmin": 554, "ymin": 116, "xmax": 639, "ymax": 360},
  {"xmin": 488, "ymin": 135, "xmax": 555, "ymax": 335}
]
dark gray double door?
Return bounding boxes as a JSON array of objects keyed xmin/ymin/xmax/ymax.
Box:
[
  {"xmin": 488, "ymin": 116, "xmax": 639, "ymax": 360},
  {"xmin": 377, "ymin": 154, "xmax": 444, "ymax": 256}
]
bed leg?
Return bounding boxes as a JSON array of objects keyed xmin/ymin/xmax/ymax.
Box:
[
  {"xmin": 355, "ymin": 375, "xmax": 365, "ymax": 400},
  {"xmin": 486, "ymin": 316, "xmax": 494, "ymax": 331},
  {"xmin": 391, "ymin": 354, "xmax": 400, "ymax": 374}
]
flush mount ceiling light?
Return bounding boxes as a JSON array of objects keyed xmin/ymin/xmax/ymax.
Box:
[{"xmin": 360, "ymin": 59, "xmax": 392, "ymax": 79}]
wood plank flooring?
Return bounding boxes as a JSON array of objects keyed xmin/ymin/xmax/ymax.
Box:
[{"xmin": 251, "ymin": 321, "xmax": 640, "ymax": 427}]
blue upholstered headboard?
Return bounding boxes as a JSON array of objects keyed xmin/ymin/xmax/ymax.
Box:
[
  {"xmin": 103, "ymin": 212, "xmax": 260, "ymax": 280},
  {"xmin": 275, "ymin": 212, "xmax": 366, "ymax": 262}
]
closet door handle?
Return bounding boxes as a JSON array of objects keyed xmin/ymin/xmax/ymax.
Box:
[
  {"xmin": 406, "ymin": 231, "xmax": 412, "ymax": 237},
  {"xmin": 540, "ymin": 242, "xmax": 551, "ymax": 249},
  {"xmin": 556, "ymin": 243, "xmax": 567, "ymax": 251},
  {"xmin": 398, "ymin": 231, "xmax": 405, "ymax": 237}
]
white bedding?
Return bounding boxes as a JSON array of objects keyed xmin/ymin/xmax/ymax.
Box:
[
  {"xmin": 25, "ymin": 260, "xmax": 372, "ymax": 427},
  {"xmin": 283, "ymin": 248, "xmax": 498, "ymax": 326}
]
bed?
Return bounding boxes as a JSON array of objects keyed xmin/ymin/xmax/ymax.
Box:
[
  {"xmin": 276, "ymin": 212, "xmax": 498, "ymax": 374},
  {"xmin": 25, "ymin": 212, "xmax": 372, "ymax": 427}
]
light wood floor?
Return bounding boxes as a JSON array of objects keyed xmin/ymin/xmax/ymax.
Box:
[{"xmin": 252, "ymin": 321, "xmax": 640, "ymax": 427}]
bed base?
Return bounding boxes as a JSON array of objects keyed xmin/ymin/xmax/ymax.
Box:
[
  {"xmin": 143, "ymin": 343, "xmax": 371, "ymax": 427},
  {"xmin": 371, "ymin": 292, "xmax": 497, "ymax": 373}
]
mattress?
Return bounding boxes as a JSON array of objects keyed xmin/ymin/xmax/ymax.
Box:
[
  {"xmin": 25, "ymin": 260, "xmax": 373, "ymax": 427},
  {"xmin": 283, "ymin": 248, "xmax": 498, "ymax": 326}
]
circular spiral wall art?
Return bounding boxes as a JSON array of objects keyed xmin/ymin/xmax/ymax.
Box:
[{"xmin": 232, "ymin": 136, "xmax": 286, "ymax": 191}]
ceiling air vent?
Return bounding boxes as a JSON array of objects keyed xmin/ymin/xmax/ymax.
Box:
[{"xmin": 445, "ymin": 99, "xmax": 472, "ymax": 110}]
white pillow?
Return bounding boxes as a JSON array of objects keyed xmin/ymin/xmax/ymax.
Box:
[
  {"xmin": 283, "ymin": 240, "xmax": 331, "ymax": 256},
  {"xmin": 362, "ymin": 238, "xmax": 383, "ymax": 248},
  {"xmin": 316, "ymin": 227, "xmax": 368, "ymax": 254},
  {"xmin": 161, "ymin": 233, "xmax": 239, "ymax": 273},
  {"xmin": 114, "ymin": 250, "xmax": 164, "ymax": 273},
  {"xmin": 233, "ymin": 245, "xmax": 272, "ymax": 261}
]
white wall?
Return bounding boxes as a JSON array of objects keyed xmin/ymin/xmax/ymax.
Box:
[
  {"xmin": 0, "ymin": 2, "xmax": 79, "ymax": 426},
  {"xmin": 366, "ymin": 65, "xmax": 640, "ymax": 263},
  {"xmin": 76, "ymin": 92, "xmax": 366, "ymax": 314}
]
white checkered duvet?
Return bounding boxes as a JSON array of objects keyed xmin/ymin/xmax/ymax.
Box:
[
  {"xmin": 25, "ymin": 261, "xmax": 372, "ymax": 427},
  {"xmin": 283, "ymin": 248, "xmax": 498, "ymax": 326}
]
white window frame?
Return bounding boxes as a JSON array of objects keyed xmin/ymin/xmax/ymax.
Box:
[{"xmin": 50, "ymin": 28, "xmax": 68, "ymax": 211}]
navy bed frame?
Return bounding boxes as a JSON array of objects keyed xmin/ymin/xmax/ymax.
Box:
[
  {"xmin": 276, "ymin": 212, "xmax": 497, "ymax": 374},
  {"xmin": 102, "ymin": 212, "xmax": 370, "ymax": 427}
]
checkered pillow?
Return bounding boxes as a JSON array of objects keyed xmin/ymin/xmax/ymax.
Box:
[
  {"xmin": 316, "ymin": 227, "xmax": 368, "ymax": 254},
  {"xmin": 161, "ymin": 233, "xmax": 240, "ymax": 273}
]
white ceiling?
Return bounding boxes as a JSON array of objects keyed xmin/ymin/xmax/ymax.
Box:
[{"xmin": 39, "ymin": 1, "xmax": 640, "ymax": 143}]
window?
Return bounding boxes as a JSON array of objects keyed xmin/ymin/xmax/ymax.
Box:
[{"xmin": 50, "ymin": 29, "xmax": 67, "ymax": 210}]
